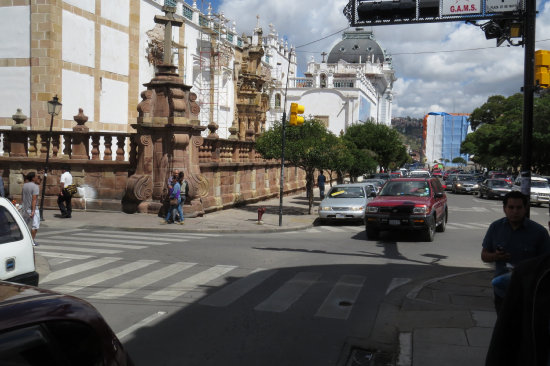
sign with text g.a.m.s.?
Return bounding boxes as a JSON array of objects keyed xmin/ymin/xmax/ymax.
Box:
[{"xmin": 441, "ymin": 0, "xmax": 482, "ymax": 16}]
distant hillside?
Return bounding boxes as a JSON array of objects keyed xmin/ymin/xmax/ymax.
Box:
[{"xmin": 392, "ymin": 117, "xmax": 423, "ymax": 153}]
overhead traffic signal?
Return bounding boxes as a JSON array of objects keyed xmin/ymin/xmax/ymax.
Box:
[
  {"xmin": 535, "ymin": 50, "xmax": 550, "ymax": 89},
  {"xmin": 289, "ymin": 103, "xmax": 305, "ymax": 126}
]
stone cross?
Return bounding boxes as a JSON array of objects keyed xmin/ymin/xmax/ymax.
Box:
[
  {"xmin": 321, "ymin": 51, "xmax": 327, "ymax": 63},
  {"xmin": 154, "ymin": 3, "xmax": 184, "ymax": 65}
]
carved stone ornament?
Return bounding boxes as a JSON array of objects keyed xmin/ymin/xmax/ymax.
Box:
[{"xmin": 126, "ymin": 174, "xmax": 154, "ymax": 201}]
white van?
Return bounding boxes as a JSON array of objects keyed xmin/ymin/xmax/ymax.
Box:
[
  {"xmin": 512, "ymin": 176, "xmax": 550, "ymax": 206},
  {"xmin": 0, "ymin": 197, "xmax": 39, "ymax": 285}
]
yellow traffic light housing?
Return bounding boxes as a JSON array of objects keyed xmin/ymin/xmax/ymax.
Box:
[
  {"xmin": 289, "ymin": 103, "xmax": 305, "ymax": 126},
  {"xmin": 535, "ymin": 50, "xmax": 550, "ymax": 88}
]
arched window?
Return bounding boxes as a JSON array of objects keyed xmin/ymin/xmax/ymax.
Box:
[
  {"xmin": 320, "ymin": 74, "xmax": 327, "ymax": 88},
  {"xmin": 275, "ymin": 93, "xmax": 281, "ymax": 108}
]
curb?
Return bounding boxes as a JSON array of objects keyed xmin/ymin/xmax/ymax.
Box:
[{"xmin": 76, "ymin": 223, "xmax": 315, "ymax": 234}]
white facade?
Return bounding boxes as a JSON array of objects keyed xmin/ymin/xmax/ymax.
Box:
[
  {"xmin": 0, "ymin": 0, "xmax": 292, "ymax": 137},
  {"xmin": 266, "ymin": 29, "xmax": 395, "ymax": 136}
]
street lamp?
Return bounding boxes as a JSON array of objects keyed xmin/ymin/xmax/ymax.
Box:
[{"xmin": 39, "ymin": 95, "xmax": 62, "ymax": 221}]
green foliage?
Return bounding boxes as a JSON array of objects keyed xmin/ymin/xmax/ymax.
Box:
[
  {"xmin": 344, "ymin": 122, "xmax": 410, "ymax": 171},
  {"xmin": 461, "ymin": 92, "xmax": 550, "ymax": 174},
  {"xmin": 451, "ymin": 157, "xmax": 467, "ymax": 166}
]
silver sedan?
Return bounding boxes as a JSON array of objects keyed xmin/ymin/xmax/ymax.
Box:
[{"xmin": 318, "ymin": 183, "xmax": 375, "ymax": 222}]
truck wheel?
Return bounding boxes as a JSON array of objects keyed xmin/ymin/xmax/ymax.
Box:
[
  {"xmin": 436, "ymin": 210, "xmax": 447, "ymax": 233},
  {"xmin": 366, "ymin": 227, "xmax": 379, "ymax": 240},
  {"xmin": 423, "ymin": 219, "xmax": 436, "ymax": 242}
]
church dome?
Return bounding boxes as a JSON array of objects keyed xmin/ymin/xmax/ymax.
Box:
[{"xmin": 327, "ymin": 29, "xmax": 386, "ymax": 64}]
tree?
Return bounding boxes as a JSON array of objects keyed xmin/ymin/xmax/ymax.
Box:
[
  {"xmin": 344, "ymin": 122, "xmax": 410, "ymax": 172},
  {"xmin": 452, "ymin": 157, "xmax": 467, "ymax": 167},
  {"xmin": 255, "ymin": 119, "xmax": 338, "ymax": 213}
]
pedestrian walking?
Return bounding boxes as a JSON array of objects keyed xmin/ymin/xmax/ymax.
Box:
[
  {"xmin": 317, "ymin": 171, "xmax": 326, "ymax": 199},
  {"xmin": 58, "ymin": 166, "xmax": 73, "ymax": 218},
  {"xmin": 481, "ymin": 191, "xmax": 550, "ymax": 313},
  {"xmin": 162, "ymin": 175, "xmax": 183, "ymax": 225},
  {"xmin": 177, "ymin": 171, "xmax": 188, "ymax": 222},
  {"xmin": 21, "ymin": 172, "xmax": 40, "ymax": 245}
]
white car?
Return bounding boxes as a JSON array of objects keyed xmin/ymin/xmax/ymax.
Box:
[
  {"xmin": 0, "ymin": 197, "xmax": 39, "ymax": 285},
  {"xmin": 318, "ymin": 183, "xmax": 376, "ymax": 222},
  {"xmin": 512, "ymin": 176, "xmax": 550, "ymax": 206}
]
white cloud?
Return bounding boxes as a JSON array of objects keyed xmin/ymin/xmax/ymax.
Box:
[{"xmin": 218, "ymin": 0, "xmax": 550, "ymax": 118}]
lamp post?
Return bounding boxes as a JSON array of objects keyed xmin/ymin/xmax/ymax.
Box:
[{"xmin": 39, "ymin": 95, "xmax": 62, "ymax": 221}]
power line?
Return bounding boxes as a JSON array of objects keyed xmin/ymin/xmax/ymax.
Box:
[
  {"xmin": 295, "ymin": 26, "xmax": 350, "ymax": 49},
  {"xmin": 295, "ymin": 38, "xmax": 550, "ymax": 55}
]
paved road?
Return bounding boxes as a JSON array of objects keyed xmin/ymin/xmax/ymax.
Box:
[{"xmin": 35, "ymin": 192, "xmax": 549, "ymax": 365}]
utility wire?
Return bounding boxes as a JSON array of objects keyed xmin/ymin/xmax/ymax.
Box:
[
  {"xmin": 296, "ymin": 38, "xmax": 550, "ymax": 55},
  {"xmin": 295, "ymin": 26, "xmax": 350, "ymax": 49}
]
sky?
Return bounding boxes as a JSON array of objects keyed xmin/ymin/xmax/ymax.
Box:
[{"xmin": 186, "ymin": 0, "xmax": 550, "ymax": 118}]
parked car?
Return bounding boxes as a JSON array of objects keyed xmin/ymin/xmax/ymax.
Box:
[
  {"xmin": 364, "ymin": 177, "xmax": 448, "ymax": 242},
  {"xmin": 451, "ymin": 174, "xmax": 479, "ymax": 194},
  {"xmin": 409, "ymin": 170, "xmax": 431, "ymax": 178},
  {"xmin": 362, "ymin": 178, "xmax": 386, "ymax": 193},
  {"xmin": 318, "ymin": 183, "xmax": 376, "ymax": 223},
  {"xmin": 478, "ymin": 179, "xmax": 513, "ymax": 199},
  {"xmin": 0, "ymin": 197, "xmax": 39, "ymax": 286},
  {"xmin": 512, "ymin": 176, "xmax": 550, "ymax": 206},
  {"xmin": 0, "ymin": 281, "xmax": 134, "ymax": 365}
]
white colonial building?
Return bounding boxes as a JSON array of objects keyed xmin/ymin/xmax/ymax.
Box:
[
  {"xmin": 0, "ymin": 0, "xmax": 295, "ymax": 141},
  {"xmin": 267, "ymin": 29, "xmax": 395, "ymax": 136}
]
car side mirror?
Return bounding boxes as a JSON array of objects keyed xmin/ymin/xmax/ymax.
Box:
[
  {"xmin": 368, "ymin": 192, "xmax": 376, "ymax": 198},
  {"xmin": 434, "ymin": 192, "xmax": 444, "ymax": 198}
]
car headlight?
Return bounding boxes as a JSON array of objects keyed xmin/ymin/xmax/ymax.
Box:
[
  {"xmin": 473, "ymin": 184, "xmax": 479, "ymax": 188},
  {"xmin": 320, "ymin": 206, "xmax": 332, "ymax": 211},
  {"xmin": 413, "ymin": 205, "xmax": 429, "ymax": 214},
  {"xmin": 456, "ymin": 183, "xmax": 462, "ymax": 187},
  {"xmin": 349, "ymin": 206, "xmax": 364, "ymax": 211},
  {"xmin": 367, "ymin": 206, "xmax": 379, "ymax": 213}
]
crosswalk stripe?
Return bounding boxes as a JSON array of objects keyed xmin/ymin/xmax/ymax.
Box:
[
  {"xmin": 40, "ymin": 229, "xmax": 82, "ymax": 237},
  {"xmin": 347, "ymin": 226, "xmax": 364, "ymax": 232},
  {"xmin": 305, "ymin": 228, "xmax": 321, "ymax": 233},
  {"xmin": 42, "ymin": 257, "xmax": 121, "ymax": 283},
  {"xmin": 114, "ymin": 231, "xmax": 220, "ymax": 238},
  {"xmin": 467, "ymin": 223, "xmax": 490, "ymax": 228},
  {"xmin": 89, "ymin": 262, "xmax": 196, "ymax": 299},
  {"xmin": 322, "ymin": 226, "xmax": 347, "ymax": 232},
  {"xmin": 35, "ymin": 251, "xmax": 93, "ymax": 260},
  {"xmin": 315, "ymin": 275, "xmax": 365, "ymax": 320},
  {"xmin": 38, "ymin": 238, "xmax": 146, "ymax": 250},
  {"xmin": 145, "ymin": 265, "xmax": 237, "ymax": 301},
  {"xmin": 36, "ymin": 245, "xmax": 121, "ymax": 254},
  {"xmin": 51, "ymin": 260, "xmax": 158, "ymax": 294},
  {"xmin": 255, "ymin": 272, "xmax": 321, "ymax": 313},
  {"xmin": 47, "ymin": 235, "xmax": 182, "ymax": 246},
  {"xmin": 447, "ymin": 222, "xmax": 478, "ymax": 228},
  {"xmin": 200, "ymin": 269, "xmax": 277, "ymax": 307},
  {"xmin": 72, "ymin": 232, "xmax": 196, "ymax": 242}
]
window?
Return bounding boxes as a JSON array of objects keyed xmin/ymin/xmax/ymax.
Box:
[
  {"xmin": 274, "ymin": 94, "xmax": 281, "ymax": 108},
  {"xmin": 0, "ymin": 207, "xmax": 23, "ymax": 244},
  {"xmin": 314, "ymin": 115, "xmax": 329, "ymax": 127},
  {"xmin": 320, "ymin": 74, "xmax": 326, "ymax": 88}
]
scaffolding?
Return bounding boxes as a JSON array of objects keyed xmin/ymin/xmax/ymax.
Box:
[{"xmin": 196, "ymin": 11, "xmax": 230, "ymax": 138}]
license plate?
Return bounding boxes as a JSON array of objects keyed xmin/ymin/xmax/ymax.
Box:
[
  {"xmin": 336, "ymin": 214, "xmax": 345, "ymax": 218},
  {"xmin": 389, "ymin": 219, "xmax": 400, "ymax": 225},
  {"xmin": 500, "ymin": 193, "xmax": 505, "ymax": 196},
  {"xmin": 466, "ymin": 188, "xmax": 471, "ymax": 191}
]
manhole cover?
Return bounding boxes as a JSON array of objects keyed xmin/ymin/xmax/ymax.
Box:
[{"xmin": 346, "ymin": 348, "xmax": 374, "ymax": 366}]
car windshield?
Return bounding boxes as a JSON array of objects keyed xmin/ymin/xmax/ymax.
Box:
[
  {"xmin": 532, "ymin": 180, "xmax": 550, "ymax": 188},
  {"xmin": 490, "ymin": 180, "xmax": 510, "ymax": 188},
  {"xmin": 379, "ymin": 181, "xmax": 430, "ymax": 197},
  {"xmin": 457, "ymin": 175, "xmax": 474, "ymax": 181},
  {"xmin": 327, "ymin": 187, "xmax": 365, "ymax": 198}
]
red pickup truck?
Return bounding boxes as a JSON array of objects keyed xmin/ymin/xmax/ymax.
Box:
[{"xmin": 364, "ymin": 177, "xmax": 448, "ymax": 242}]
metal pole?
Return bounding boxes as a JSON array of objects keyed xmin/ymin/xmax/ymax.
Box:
[
  {"xmin": 521, "ymin": 1, "xmax": 536, "ymax": 217},
  {"xmin": 279, "ymin": 49, "xmax": 293, "ymax": 226},
  {"xmin": 39, "ymin": 113, "xmax": 54, "ymax": 221}
]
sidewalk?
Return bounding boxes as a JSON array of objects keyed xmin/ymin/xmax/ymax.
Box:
[
  {"xmin": 34, "ymin": 189, "xmax": 497, "ymax": 366},
  {"xmin": 39, "ymin": 190, "xmax": 319, "ymax": 233}
]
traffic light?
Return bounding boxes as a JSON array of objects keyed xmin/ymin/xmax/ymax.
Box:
[
  {"xmin": 289, "ymin": 103, "xmax": 305, "ymax": 126},
  {"xmin": 535, "ymin": 50, "xmax": 550, "ymax": 89}
]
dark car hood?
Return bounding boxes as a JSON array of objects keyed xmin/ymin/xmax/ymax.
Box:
[{"xmin": 368, "ymin": 196, "xmax": 430, "ymax": 207}]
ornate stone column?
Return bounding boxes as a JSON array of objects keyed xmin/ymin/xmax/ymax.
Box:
[
  {"xmin": 71, "ymin": 108, "xmax": 89, "ymax": 160},
  {"xmin": 9, "ymin": 109, "xmax": 28, "ymax": 157}
]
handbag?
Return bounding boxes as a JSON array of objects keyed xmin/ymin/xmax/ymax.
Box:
[
  {"xmin": 66, "ymin": 184, "xmax": 77, "ymax": 195},
  {"xmin": 169, "ymin": 198, "xmax": 178, "ymax": 205}
]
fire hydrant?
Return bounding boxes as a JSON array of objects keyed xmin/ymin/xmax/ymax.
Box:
[{"xmin": 257, "ymin": 207, "xmax": 266, "ymax": 224}]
